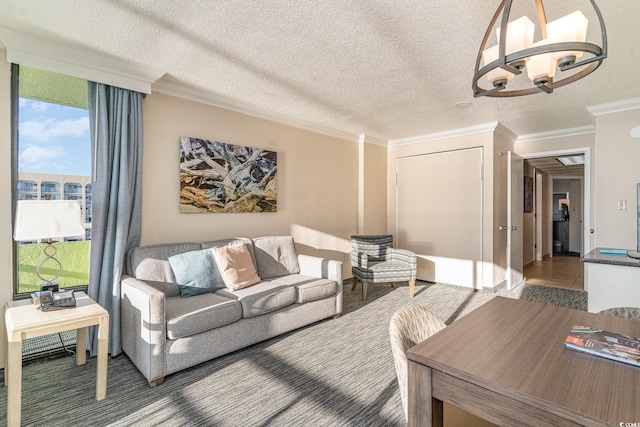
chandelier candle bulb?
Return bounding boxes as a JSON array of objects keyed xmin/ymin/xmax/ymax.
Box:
[
  {"xmin": 547, "ymin": 11, "xmax": 589, "ymax": 67},
  {"xmin": 496, "ymin": 16, "xmax": 535, "ymax": 69},
  {"xmin": 526, "ymin": 41, "xmax": 557, "ymax": 87},
  {"xmin": 482, "ymin": 44, "xmax": 515, "ymax": 87}
]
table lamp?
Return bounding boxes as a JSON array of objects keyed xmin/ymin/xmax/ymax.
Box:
[{"xmin": 13, "ymin": 200, "xmax": 86, "ymax": 291}]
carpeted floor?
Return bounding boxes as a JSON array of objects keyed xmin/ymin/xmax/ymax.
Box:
[{"xmin": 0, "ymin": 280, "xmax": 586, "ymax": 426}]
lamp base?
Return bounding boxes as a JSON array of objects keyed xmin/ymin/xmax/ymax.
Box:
[{"xmin": 40, "ymin": 282, "xmax": 59, "ymax": 293}]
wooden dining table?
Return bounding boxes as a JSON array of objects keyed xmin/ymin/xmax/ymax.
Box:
[{"xmin": 407, "ymin": 296, "xmax": 640, "ymax": 426}]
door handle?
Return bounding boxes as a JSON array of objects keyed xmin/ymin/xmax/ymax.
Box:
[
  {"xmin": 499, "ymin": 226, "xmax": 517, "ymax": 231},
  {"xmin": 590, "ymin": 229, "xmax": 595, "ymax": 234}
]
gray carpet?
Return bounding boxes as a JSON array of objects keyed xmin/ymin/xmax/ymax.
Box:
[{"xmin": 0, "ymin": 280, "xmax": 586, "ymax": 426}]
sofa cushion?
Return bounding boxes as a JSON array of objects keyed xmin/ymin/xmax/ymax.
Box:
[
  {"xmin": 269, "ymin": 274, "xmax": 338, "ymax": 303},
  {"xmin": 165, "ymin": 293, "xmax": 242, "ymax": 339},
  {"xmin": 168, "ymin": 248, "xmax": 226, "ymax": 297},
  {"xmin": 252, "ymin": 236, "xmax": 301, "ymax": 280},
  {"xmin": 215, "ymin": 281, "xmax": 297, "ymax": 318},
  {"xmin": 212, "ymin": 243, "xmax": 261, "ymax": 290},
  {"xmin": 201, "ymin": 238, "xmax": 257, "ymax": 267},
  {"xmin": 128, "ymin": 242, "xmax": 202, "ymax": 282}
]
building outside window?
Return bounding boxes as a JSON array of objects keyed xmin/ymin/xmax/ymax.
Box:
[
  {"xmin": 40, "ymin": 181, "xmax": 61, "ymax": 200},
  {"xmin": 17, "ymin": 180, "xmax": 37, "ymax": 200}
]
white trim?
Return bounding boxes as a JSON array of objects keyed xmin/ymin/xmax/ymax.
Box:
[
  {"xmin": 388, "ymin": 122, "xmax": 499, "ymax": 146},
  {"xmin": 358, "ymin": 135, "xmax": 365, "ymax": 235},
  {"xmin": 153, "ymin": 79, "xmax": 361, "ymax": 142},
  {"xmin": 359, "ymin": 135, "xmax": 388, "ymax": 147},
  {"xmin": 587, "ymin": 97, "xmax": 640, "ymax": 116},
  {"xmin": 516, "ymin": 126, "xmax": 595, "ymax": 143},
  {"xmin": 0, "ymin": 29, "xmax": 163, "ymax": 94}
]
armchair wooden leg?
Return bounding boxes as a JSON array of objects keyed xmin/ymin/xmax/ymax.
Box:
[
  {"xmin": 362, "ymin": 283, "xmax": 368, "ymax": 301},
  {"xmin": 351, "ymin": 277, "xmax": 358, "ymax": 290},
  {"xmin": 409, "ymin": 280, "xmax": 415, "ymax": 298}
]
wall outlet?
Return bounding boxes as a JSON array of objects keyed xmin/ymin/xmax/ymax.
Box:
[{"xmin": 618, "ymin": 200, "xmax": 627, "ymax": 210}]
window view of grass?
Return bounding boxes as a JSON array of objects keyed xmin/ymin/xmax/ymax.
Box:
[{"xmin": 17, "ymin": 241, "xmax": 90, "ymax": 294}]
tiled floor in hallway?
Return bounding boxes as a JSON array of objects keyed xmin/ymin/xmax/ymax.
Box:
[{"xmin": 523, "ymin": 255, "xmax": 584, "ymax": 291}]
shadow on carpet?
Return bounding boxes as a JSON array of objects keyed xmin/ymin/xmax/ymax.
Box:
[{"xmin": 0, "ymin": 281, "xmax": 586, "ymax": 426}]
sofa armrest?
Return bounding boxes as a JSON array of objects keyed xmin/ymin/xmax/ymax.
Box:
[
  {"xmin": 120, "ymin": 274, "xmax": 167, "ymax": 384},
  {"xmin": 298, "ymin": 254, "xmax": 343, "ymax": 285}
]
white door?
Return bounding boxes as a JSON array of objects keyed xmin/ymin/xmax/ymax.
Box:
[
  {"xmin": 507, "ymin": 151, "xmax": 524, "ymax": 290},
  {"xmin": 396, "ymin": 148, "xmax": 483, "ymax": 289}
]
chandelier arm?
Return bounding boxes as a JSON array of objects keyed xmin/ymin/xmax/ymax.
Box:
[
  {"xmin": 474, "ymin": 0, "xmax": 507, "ymax": 81},
  {"xmin": 476, "ymin": 60, "xmax": 602, "ymax": 97},
  {"xmin": 589, "ymin": 0, "xmax": 608, "ymax": 58},
  {"xmin": 535, "ymin": 0, "xmax": 548, "ymax": 39},
  {"xmin": 498, "ymin": 0, "xmax": 514, "ymax": 69}
]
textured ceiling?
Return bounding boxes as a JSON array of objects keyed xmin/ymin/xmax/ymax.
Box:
[{"xmin": 0, "ymin": 0, "xmax": 639, "ymax": 141}]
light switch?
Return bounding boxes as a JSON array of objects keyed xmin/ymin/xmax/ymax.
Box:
[{"xmin": 618, "ymin": 200, "xmax": 627, "ymax": 210}]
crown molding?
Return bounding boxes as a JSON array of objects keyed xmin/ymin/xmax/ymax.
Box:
[
  {"xmin": 388, "ymin": 122, "xmax": 499, "ymax": 146},
  {"xmin": 586, "ymin": 97, "xmax": 640, "ymax": 116},
  {"xmin": 152, "ymin": 79, "xmax": 361, "ymax": 143},
  {"xmin": 494, "ymin": 122, "xmax": 517, "ymax": 143},
  {"xmin": 358, "ymin": 135, "xmax": 388, "ymax": 147},
  {"xmin": 0, "ymin": 28, "xmax": 163, "ymax": 94},
  {"xmin": 516, "ymin": 125, "xmax": 595, "ymax": 143}
]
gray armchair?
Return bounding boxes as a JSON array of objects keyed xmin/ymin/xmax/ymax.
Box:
[{"xmin": 350, "ymin": 234, "xmax": 417, "ymax": 300}]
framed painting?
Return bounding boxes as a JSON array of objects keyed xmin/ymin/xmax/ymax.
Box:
[
  {"xmin": 179, "ymin": 136, "xmax": 277, "ymax": 213},
  {"xmin": 523, "ymin": 176, "xmax": 534, "ymax": 213}
]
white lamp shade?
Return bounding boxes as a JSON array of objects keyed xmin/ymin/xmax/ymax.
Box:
[
  {"xmin": 547, "ymin": 11, "xmax": 588, "ymax": 63},
  {"xmin": 14, "ymin": 200, "xmax": 85, "ymax": 241},
  {"xmin": 482, "ymin": 44, "xmax": 515, "ymax": 84},
  {"xmin": 526, "ymin": 40, "xmax": 557, "ymax": 81},
  {"xmin": 496, "ymin": 16, "xmax": 535, "ymax": 54}
]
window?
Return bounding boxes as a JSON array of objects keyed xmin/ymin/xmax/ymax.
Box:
[
  {"xmin": 41, "ymin": 181, "xmax": 61, "ymax": 200},
  {"xmin": 17, "ymin": 180, "xmax": 37, "ymax": 200},
  {"xmin": 13, "ymin": 65, "xmax": 92, "ymax": 296}
]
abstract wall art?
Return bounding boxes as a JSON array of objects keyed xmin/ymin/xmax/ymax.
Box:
[{"xmin": 179, "ymin": 136, "xmax": 277, "ymax": 213}]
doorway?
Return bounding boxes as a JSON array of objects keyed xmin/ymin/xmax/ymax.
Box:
[{"xmin": 519, "ymin": 149, "xmax": 590, "ymax": 291}]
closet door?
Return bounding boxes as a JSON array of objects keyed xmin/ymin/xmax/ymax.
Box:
[{"xmin": 396, "ymin": 147, "xmax": 483, "ymax": 289}]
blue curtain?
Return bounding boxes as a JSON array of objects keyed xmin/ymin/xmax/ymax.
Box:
[{"xmin": 87, "ymin": 82, "xmax": 143, "ymax": 356}]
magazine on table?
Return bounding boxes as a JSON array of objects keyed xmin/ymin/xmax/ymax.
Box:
[{"xmin": 564, "ymin": 326, "xmax": 640, "ymax": 367}]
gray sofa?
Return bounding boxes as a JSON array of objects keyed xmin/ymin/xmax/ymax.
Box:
[{"xmin": 121, "ymin": 236, "xmax": 343, "ymax": 386}]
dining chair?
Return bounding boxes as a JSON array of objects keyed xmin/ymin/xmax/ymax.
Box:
[
  {"xmin": 389, "ymin": 305, "xmax": 446, "ymax": 420},
  {"xmin": 350, "ymin": 234, "xmax": 416, "ymax": 300},
  {"xmin": 598, "ymin": 306, "xmax": 640, "ymax": 320}
]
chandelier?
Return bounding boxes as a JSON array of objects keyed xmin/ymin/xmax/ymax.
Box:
[{"xmin": 472, "ymin": 0, "xmax": 607, "ymax": 97}]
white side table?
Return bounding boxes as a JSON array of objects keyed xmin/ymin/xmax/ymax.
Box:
[{"xmin": 3, "ymin": 291, "xmax": 109, "ymax": 427}]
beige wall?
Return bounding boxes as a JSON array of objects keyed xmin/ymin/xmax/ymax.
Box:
[
  {"xmin": 523, "ymin": 163, "xmax": 535, "ymax": 265},
  {"xmin": 142, "ymin": 92, "xmax": 358, "ymax": 271},
  {"xmin": 594, "ymin": 109, "xmax": 640, "ymax": 249},
  {"xmin": 360, "ymin": 141, "xmax": 387, "ymax": 234}
]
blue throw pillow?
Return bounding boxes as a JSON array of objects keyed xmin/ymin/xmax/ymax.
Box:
[{"xmin": 168, "ymin": 248, "xmax": 225, "ymax": 297}]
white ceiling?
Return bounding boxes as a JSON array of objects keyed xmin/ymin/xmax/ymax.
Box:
[{"xmin": 1, "ymin": 0, "xmax": 639, "ymax": 141}]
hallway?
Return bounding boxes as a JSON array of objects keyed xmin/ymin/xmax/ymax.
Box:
[{"xmin": 523, "ymin": 255, "xmax": 584, "ymax": 291}]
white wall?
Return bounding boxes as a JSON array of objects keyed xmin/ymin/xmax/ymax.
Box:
[{"xmin": 593, "ymin": 109, "xmax": 640, "ymax": 249}]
